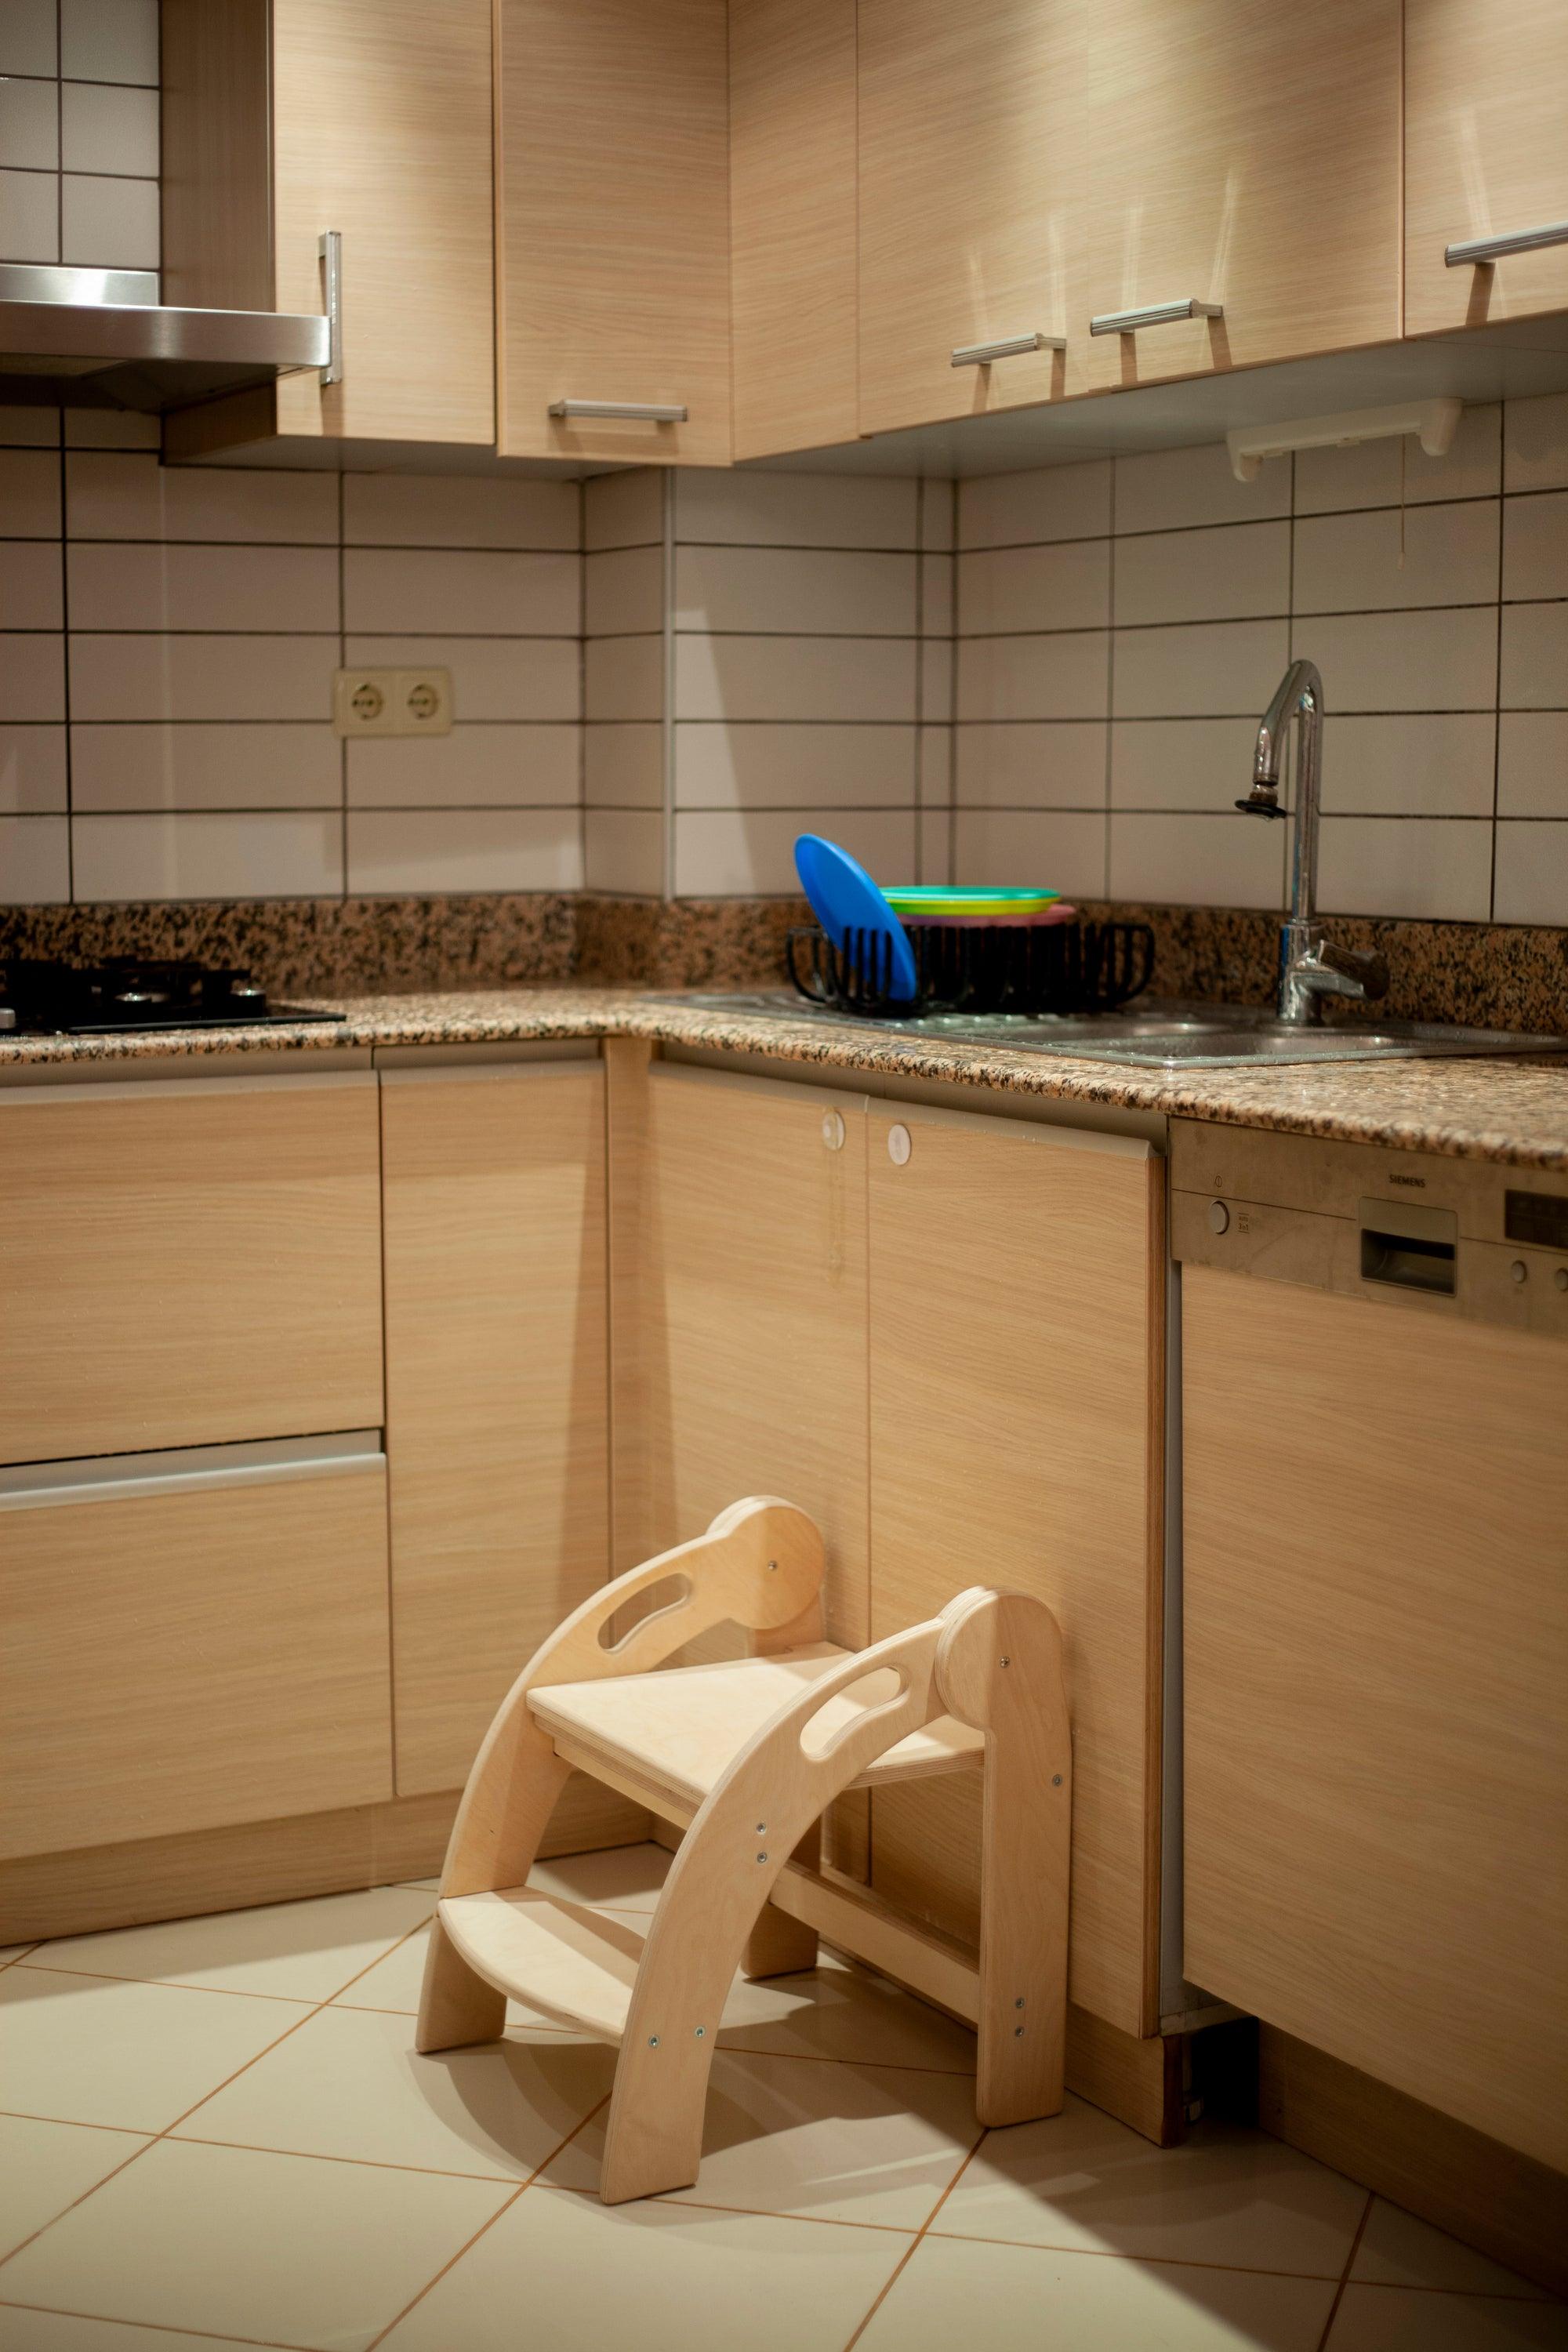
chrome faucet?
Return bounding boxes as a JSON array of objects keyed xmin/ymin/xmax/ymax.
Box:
[{"xmin": 1236, "ymin": 659, "xmax": 1389, "ymax": 1025}]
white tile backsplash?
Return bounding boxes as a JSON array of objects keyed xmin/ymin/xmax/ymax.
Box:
[
  {"xmin": 1294, "ymin": 403, "xmax": 1501, "ymax": 514},
  {"xmin": 347, "ymin": 808, "xmax": 583, "ymax": 895},
  {"xmin": 60, "ymin": 0, "xmax": 159, "ymax": 85},
  {"xmin": 345, "ymin": 634, "xmax": 580, "ymax": 724},
  {"xmin": 0, "ymin": 813, "xmax": 70, "ymax": 901},
  {"xmin": 72, "ymin": 811, "xmax": 343, "ymax": 902},
  {"xmin": 1316, "ymin": 817, "xmax": 1493, "ymax": 923},
  {"xmin": 67, "ymin": 542, "xmax": 340, "ymax": 634},
  {"xmin": 955, "ymin": 722, "xmax": 1107, "ymax": 810},
  {"xmin": 1110, "ymin": 619, "xmax": 1290, "ymax": 720},
  {"xmin": 1296, "ymin": 607, "xmax": 1497, "ymax": 713},
  {"xmin": 68, "ymin": 633, "xmax": 338, "ymax": 723},
  {"xmin": 1293, "ymin": 499, "xmax": 1499, "ymax": 615},
  {"xmin": 673, "ymin": 470, "xmax": 918, "ymax": 550},
  {"xmin": 1497, "ymin": 713, "xmax": 1568, "ymax": 818},
  {"xmin": 0, "ymin": 541, "xmax": 63, "ymax": 630},
  {"xmin": 584, "ymin": 469, "xmax": 663, "ymax": 554},
  {"xmin": 60, "ymin": 79, "xmax": 158, "ymax": 175},
  {"xmin": 0, "ymin": 633, "xmax": 67, "ymax": 723},
  {"xmin": 342, "ymin": 473, "xmax": 578, "ymax": 553},
  {"xmin": 584, "ymin": 724, "xmax": 663, "ymax": 811},
  {"xmin": 0, "ymin": 0, "xmax": 57, "ymax": 78},
  {"xmin": 1113, "ymin": 443, "xmax": 1290, "ymax": 535},
  {"xmin": 957, "ymin": 460, "xmax": 1111, "ymax": 551},
  {"xmin": 1493, "ymin": 822, "xmax": 1568, "ymax": 924},
  {"xmin": 673, "ymin": 721, "xmax": 916, "ymax": 810},
  {"xmin": 585, "ymin": 635, "xmax": 663, "ymax": 724},
  {"xmin": 958, "ymin": 539, "xmax": 1111, "ymax": 636},
  {"xmin": 346, "ymin": 726, "xmax": 580, "ymax": 810},
  {"xmin": 1503, "ymin": 492, "xmax": 1568, "ymax": 604},
  {"xmin": 673, "ymin": 806, "xmax": 916, "ymax": 897},
  {"xmin": 585, "ymin": 806, "xmax": 663, "ymax": 895},
  {"xmin": 0, "ymin": 75, "xmax": 60, "ymax": 169},
  {"xmin": 585, "ymin": 546, "xmax": 664, "ymax": 637},
  {"xmin": 953, "ymin": 809, "xmax": 1107, "ymax": 898},
  {"xmin": 72, "ymin": 722, "xmax": 342, "ymax": 811},
  {"xmin": 1500, "ymin": 601, "xmax": 1568, "ymax": 711},
  {"xmin": 1108, "ymin": 717, "xmax": 1258, "ymax": 812},
  {"xmin": 0, "ymin": 168, "xmax": 60, "ymax": 263},
  {"xmin": 673, "ymin": 544, "xmax": 916, "ymax": 637},
  {"xmin": 343, "ymin": 547, "xmax": 578, "ymax": 637},
  {"xmin": 674, "ymin": 633, "xmax": 916, "ymax": 724},
  {"xmin": 61, "ymin": 172, "xmax": 158, "ymax": 268},
  {"xmin": 1503, "ymin": 392, "xmax": 1568, "ymax": 495},
  {"xmin": 0, "ymin": 722, "xmax": 68, "ymax": 812},
  {"xmin": 956, "ymin": 632, "xmax": 1110, "ymax": 722},
  {"xmin": 66, "ymin": 453, "xmax": 339, "ymax": 544},
  {"xmin": 1108, "ymin": 811, "xmax": 1287, "ymax": 910},
  {"xmin": 1113, "ymin": 521, "xmax": 1290, "ymax": 627}
]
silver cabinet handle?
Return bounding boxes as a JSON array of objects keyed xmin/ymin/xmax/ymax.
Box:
[
  {"xmin": 548, "ymin": 398, "xmax": 688, "ymax": 422},
  {"xmin": 950, "ymin": 332, "xmax": 1065, "ymax": 367},
  {"xmin": 1446, "ymin": 220, "xmax": 1568, "ymax": 267},
  {"xmin": 318, "ymin": 230, "xmax": 343, "ymax": 386},
  {"xmin": 1091, "ymin": 298, "xmax": 1223, "ymax": 335}
]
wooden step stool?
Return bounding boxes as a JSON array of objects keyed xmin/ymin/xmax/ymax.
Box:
[{"xmin": 416, "ymin": 1497, "xmax": 1071, "ymax": 2205}]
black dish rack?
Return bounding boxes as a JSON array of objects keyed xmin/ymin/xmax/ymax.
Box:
[{"xmin": 786, "ymin": 918, "xmax": 1156, "ymax": 1019}]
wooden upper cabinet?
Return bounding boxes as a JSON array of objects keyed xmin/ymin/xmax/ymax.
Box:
[
  {"xmin": 0, "ymin": 1076, "xmax": 383, "ymax": 1468},
  {"xmin": 858, "ymin": 0, "xmax": 1091, "ymax": 437},
  {"xmin": 381, "ymin": 1063, "xmax": 610, "ymax": 1797},
  {"xmin": 1077, "ymin": 0, "xmax": 1401, "ymax": 394},
  {"xmin": 498, "ymin": 0, "xmax": 731, "ymax": 466},
  {"xmin": 161, "ymin": 0, "xmax": 495, "ymax": 452},
  {"xmin": 865, "ymin": 1104, "xmax": 1164, "ymax": 2039},
  {"xmin": 1406, "ymin": 0, "xmax": 1568, "ymax": 336},
  {"xmin": 730, "ymin": 0, "xmax": 858, "ymax": 461}
]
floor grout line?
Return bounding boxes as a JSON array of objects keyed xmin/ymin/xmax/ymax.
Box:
[
  {"xmin": 1314, "ymin": 2190, "xmax": 1375, "ymax": 2352},
  {"xmin": 840, "ymin": 2118, "xmax": 991, "ymax": 2351},
  {"xmin": 0, "ymin": 1911, "xmax": 439, "ymax": 2278},
  {"xmin": 359, "ymin": 2089, "xmax": 617, "ymax": 2350},
  {"xmin": 0, "ymin": 2300, "xmax": 306, "ymax": 2351}
]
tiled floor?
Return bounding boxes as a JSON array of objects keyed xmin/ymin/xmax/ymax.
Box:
[{"xmin": 0, "ymin": 1846, "xmax": 1561, "ymax": 2352}]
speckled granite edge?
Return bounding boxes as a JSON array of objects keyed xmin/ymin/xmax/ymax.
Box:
[
  {"xmin": 5, "ymin": 895, "xmax": 1564, "ymax": 1030},
  {"xmin": 5, "ymin": 985, "xmax": 1567, "ymax": 1171}
]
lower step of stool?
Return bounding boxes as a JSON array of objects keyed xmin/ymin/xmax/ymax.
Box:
[{"xmin": 440, "ymin": 1889, "xmax": 642, "ymax": 2043}]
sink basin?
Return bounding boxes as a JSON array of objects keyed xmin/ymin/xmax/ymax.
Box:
[{"xmin": 664, "ymin": 993, "xmax": 1568, "ymax": 1069}]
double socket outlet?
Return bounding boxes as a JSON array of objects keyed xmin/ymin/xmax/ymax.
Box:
[{"xmin": 332, "ymin": 666, "xmax": 454, "ymax": 738}]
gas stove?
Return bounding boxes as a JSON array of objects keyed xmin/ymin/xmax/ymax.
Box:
[{"xmin": 0, "ymin": 960, "xmax": 347, "ymax": 1037}]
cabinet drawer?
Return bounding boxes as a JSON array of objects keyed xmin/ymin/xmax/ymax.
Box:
[
  {"xmin": 0, "ymin": 1439, "xmax": 394, "ymax": 1860},
  {"xmin": 0, "ymin": 1075, "xmax": 383, "ymax": 1465}
]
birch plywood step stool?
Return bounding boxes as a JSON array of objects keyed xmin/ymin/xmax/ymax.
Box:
[{"xmin": 417, "ymin": 1497, "xmax": 1071, "ymax": 2205}]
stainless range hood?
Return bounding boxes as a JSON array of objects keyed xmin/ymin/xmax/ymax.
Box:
[{"xmin": 0, "ymin": 265, "xmax": 331, "ymax": 415}]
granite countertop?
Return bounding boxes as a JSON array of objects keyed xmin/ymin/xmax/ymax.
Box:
[{"xmin": 5, "ymin": 986, "xmax": 1568, "ymax": 1169}]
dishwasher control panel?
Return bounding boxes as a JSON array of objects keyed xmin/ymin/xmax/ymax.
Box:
[{"xmin": 1170, "ymin": 1123, "xmax": 1568, "ymax": 1339}]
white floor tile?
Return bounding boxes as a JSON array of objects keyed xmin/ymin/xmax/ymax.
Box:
[
  {"xmin": 1326, "ymin": 2285, "xmax": 1568, "ymax": 2351},
  {"xmin": 0, "ymin": 1968, "xmax": 303, "ymax": 2133},
  {"xmin": 1351, "ymin": 2200, "xmax": 1555, "ymax": 2299},
  {"xmin": 0, "ymin": 2139, "xmax": 510, "ymax": 2352},
  {"xmin": 38, "ymin": 1886, "xmax": 435, "ymax": 2005},
  {"xmin": 172, "ymin": 2002, "xmax": 615, "ymax": 2182},
  {"xmin": 858, "ymin": 2230, "xmax": 1337, "ymax": 2351},
  {"xmin": 0, "ymin": 2314, "xmax": 247, "ymax": 2351},
  {"xmin": 720, "ymin": 1954, "xmax": 978, "ymax": 2074},
  {"xmin": 380, "ymin": 2181, "xmax": 912, "ymax": 2352},
  {"xmin": 546, "ymin": 2048, "xmax": 980, "ymax": 2229},
  {"xmin": 0, "ymin": 2115, "xmax": 149, "ymax": 2261},
  {"xmin": 934, "ymin": 2099, "xmax": 1365, "ymax": 2274}
]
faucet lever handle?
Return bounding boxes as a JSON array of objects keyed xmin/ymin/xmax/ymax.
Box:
[{"xmin": 1316, "ymin": 939, "xmax": 1389, "ymax": 1000}]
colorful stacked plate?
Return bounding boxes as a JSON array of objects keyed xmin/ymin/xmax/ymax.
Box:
[{"xmin": 882, "ymin": 885, "xmax": 1069, "ymax": 927}]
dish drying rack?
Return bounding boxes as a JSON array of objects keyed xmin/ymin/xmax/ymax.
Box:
[{"xmin": 786, "ymin": 917, "xmax": 1156, "ymax": 1018}]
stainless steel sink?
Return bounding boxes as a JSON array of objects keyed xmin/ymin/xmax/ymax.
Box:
[{"xmin": 663, "ymin": 993, "xmax": 1568, "ymax": 1069}]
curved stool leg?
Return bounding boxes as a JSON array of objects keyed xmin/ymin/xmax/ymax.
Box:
[
  {"xmin": 742, "ymin": 1823, "xmax": 820, "ymax": 1980},
  {"xmin": 416, "ymin": 1919, "xmax": 506, "ymax": 2055}
]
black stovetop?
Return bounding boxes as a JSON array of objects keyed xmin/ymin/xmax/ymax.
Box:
[{"xmin": 0, "ymin": 960, "xmax": 347, "ymax": 1036}]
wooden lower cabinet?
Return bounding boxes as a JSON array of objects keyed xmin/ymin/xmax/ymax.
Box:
[
  {"xmin": 1183, "ymin": 1265, "xmax": 1568, "ymax": 2171},
  {"xmin": 380, "ymin": 1062, "xmax": 612, "ymax": 1796},
  {"xmin": 626, "ymin": 1069, "xmax": 1166, "ymax": 2019},
  {"xmin": 866, "ymin": 1103, "xmax": 1164, "ymax": 2039},
  {"xmin": 0, "ymin": 1074, "xmax": 383, "ymax": 1468},
  {"xmin": 0, "ymin": 1454, "xmax": 393, "ymax": 1860}
]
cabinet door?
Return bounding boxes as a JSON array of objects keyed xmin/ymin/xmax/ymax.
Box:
[
  {"xmin": 381, "ymin": 1064, "xmax": 610, "ymax": 1796},
  {"xmin": 0, "ymin": 1449, "xmax": 393, "ymax": 1860},
  {"xmin": 0, "ymin": 1076, "xmax": 383, "ymax": 1468},
  {"xmin": 637, "ymin": 1067, "xmax": 869, "ymax": 1655},
  {"xmin": 867, "ymin": 1104, "xmax": 1163, "ymax": 2037},
  {"xmin": 730, "ymin": 0, "xmax": 858, "ymax": 460},
  {"xmin": 498, "ymin": 0, "xmax": 731, "ymax": 465},
  {"xmin": 1078, "ymin": 0, "xmax": 1400, "ymax": 393},
  {"xmin": 858, "ymin": 0, "xmax": 1089, "ymax": 437},
  {"xmin": 1406, "ymin": 0, "xmax": 1568, "ymax": 336},
  {"xmin": 1184, "ymin": 1268, "xmax": 1568, "ymax": 2172},
  {"xmin": 161, "ymin": 0, "xmax": 493, "ymax": 452}
]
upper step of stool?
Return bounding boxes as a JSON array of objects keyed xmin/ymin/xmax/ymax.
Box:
[{"xmin": 529, "ymin": 1642, "xmax": 985, "ymax": 1817}]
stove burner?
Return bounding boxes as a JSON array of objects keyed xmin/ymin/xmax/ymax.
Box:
[{"xmin": 0, "ymin": 959, "xmax": 347, "ymax": 1037}]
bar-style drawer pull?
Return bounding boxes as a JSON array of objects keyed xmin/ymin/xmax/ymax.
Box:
[
  {"xmin": 1446, "ymin": 220, "xmax": 1568, "ymax": 268},
  {"xmin": 1090, "ymin": 298, "xmax": 1224, "ymax": 335},
  {"xmin": 548, "ymin": 398, "xmax": 688, "ymax": 422},
  {"xmin": 950, "ymin": 332, "xmax": 1065, "ymax": 368},
  {"xmin": 318, "ymin": 229, "xmax": 343, "ymax": 386}
]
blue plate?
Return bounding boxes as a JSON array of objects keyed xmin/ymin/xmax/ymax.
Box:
[{"xmin": 794, "ymin": 834, "xmax": 919, "ymax": 1003}]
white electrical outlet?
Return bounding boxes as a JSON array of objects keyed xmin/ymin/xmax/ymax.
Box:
[{"xmin": 332, "ymin": 666, "xmax": 454, "ymax": 738}]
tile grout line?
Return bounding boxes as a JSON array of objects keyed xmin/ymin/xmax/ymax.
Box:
[
  {"xmin": 0, "ymin": 2299, "xmax": 303, "ymax": 2352},
  {"xmin": 1314, "ymin": 2189, "xmax": 1375, "ymax": 2352},
  {"xmin": 0, "ymin": 1906, "xmax": 440, "ymax": 2276},
  {"xmin": 358, "ymin": 2087, "xmax": 617, "ymax": 2350},
  {"xmin": 839, "ymin": 2119, "xmax": 991, "ymax": 2352}
]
